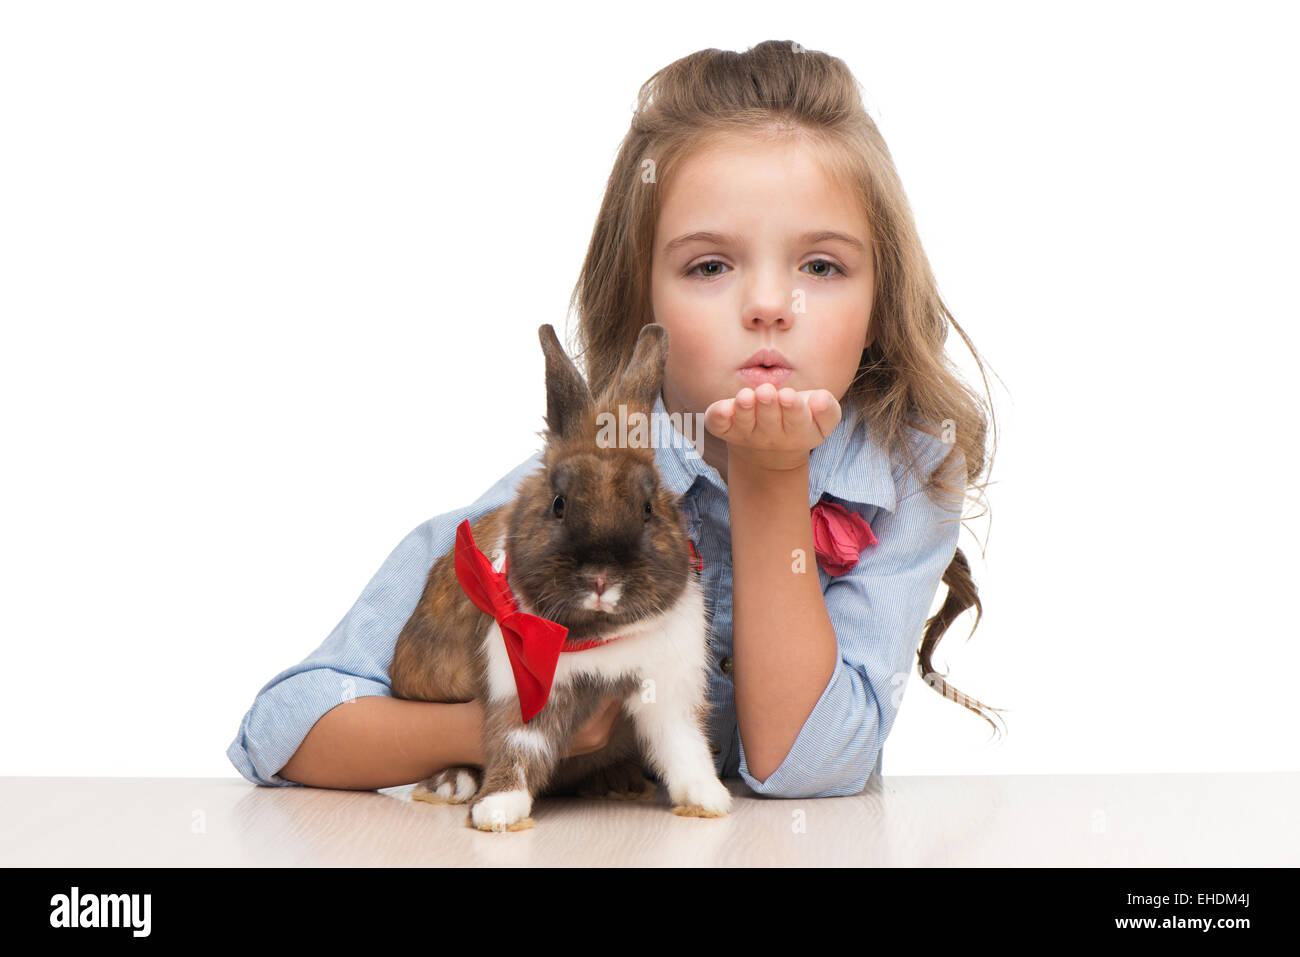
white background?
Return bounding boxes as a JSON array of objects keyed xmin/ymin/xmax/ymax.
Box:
[{"xmin": 3, "ymin": 0, "xmax": 1296, "ymax": 780}]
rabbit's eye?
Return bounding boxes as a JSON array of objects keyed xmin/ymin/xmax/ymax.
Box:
[
  {"xmin": 644, "ymin": 500, "xmax": 653, "ymax": 522},
  {"xmin": 552, "ymin": 495, "xmax": 565, "ymax": 519}
]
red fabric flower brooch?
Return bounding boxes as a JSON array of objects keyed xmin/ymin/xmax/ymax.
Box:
[{"xmin": 810, "ymin": 499, "xmax": 879, "ymax": 576}]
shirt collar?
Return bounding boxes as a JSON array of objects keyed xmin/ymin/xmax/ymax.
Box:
[{"xmin": 649, "ymin": 391, "xmax": 897, "ymax": 513}]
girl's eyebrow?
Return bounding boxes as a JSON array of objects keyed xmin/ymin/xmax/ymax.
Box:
[{"xmin": 661, "ymin": 229, "xmax": 867, "ymax": 255}]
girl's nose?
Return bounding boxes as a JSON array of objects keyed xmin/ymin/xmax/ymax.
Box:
[
  {"xmin": 747, "ymin": 308, "xmax": 789, "ymax": 328},
  {"xmin": 743, "ymin": 273, "xmax": 793, "ymax": 328}
]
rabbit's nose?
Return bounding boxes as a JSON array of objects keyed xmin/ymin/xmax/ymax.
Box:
[{"xmin": 592, "ymin": 573, "xmax": 607, "ymax": 595}]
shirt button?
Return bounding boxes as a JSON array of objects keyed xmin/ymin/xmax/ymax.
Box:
[{"xmin": 719, "ymin": 655, "xmax": 733, "ymax": 675}]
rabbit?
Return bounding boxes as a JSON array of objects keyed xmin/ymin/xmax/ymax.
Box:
[{"xmin": 389, "ymin": 322, "xmax": 732, "ymax": 832}]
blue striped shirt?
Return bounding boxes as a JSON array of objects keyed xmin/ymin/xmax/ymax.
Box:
[{"xmin": 227, "ymin": 391, "xmax": 963, "ymax": 798}]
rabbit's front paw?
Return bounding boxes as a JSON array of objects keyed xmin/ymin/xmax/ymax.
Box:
[
  {"xmin": 669, "ymin": 773, "xmax": 732, "ymax": 818},
  {"xmin": 412, "ymin": 766, "xmax": 481, "ymax": 805},
  {"xmin": 469, "ymin": 789, "xmax": 535, "ymax": 832}
]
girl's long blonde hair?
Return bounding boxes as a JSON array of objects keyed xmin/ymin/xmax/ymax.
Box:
[{"xmin": 566, "ymin": 40, "xmax": 1006, "ymax": 737}]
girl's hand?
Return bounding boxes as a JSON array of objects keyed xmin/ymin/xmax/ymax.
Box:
[
  {"xmin": 705, "ymin": 383, "xmax": 842, "ymax": 472},
  {"xmin": 565, "ymin": 695, "xmax": 624, "ymax": 758}
]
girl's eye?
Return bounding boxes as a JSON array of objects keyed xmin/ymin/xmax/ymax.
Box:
[
  {"xmin": 686, "ymin": 260, "xmax": 729, "ymax": 279},
  {"xmin": 802, "ymin": 259, "xmax": 844, "ymax": 279}
]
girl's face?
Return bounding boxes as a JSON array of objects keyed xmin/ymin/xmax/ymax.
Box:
[{"xmin": 650, "ymin": 135, "xmax": 876, "ymax": 428}]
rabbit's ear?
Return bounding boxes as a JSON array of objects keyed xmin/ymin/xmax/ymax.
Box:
[
  {"xmin": 538, "ymin": 324, "xmax": 594, "ymax": 441},
  {"xmin": 613, "ymin": 323, "xmax": 670, "ymax": 413}
]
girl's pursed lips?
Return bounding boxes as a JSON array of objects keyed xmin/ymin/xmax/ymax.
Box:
[{"xmin": 739, "ymin": 347, "xmax": 792, "ymax": 369}]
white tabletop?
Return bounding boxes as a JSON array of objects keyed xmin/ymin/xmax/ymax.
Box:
[{"xmin": 3, "ymin": 772, "xmax": 1296, "ymax": 867}]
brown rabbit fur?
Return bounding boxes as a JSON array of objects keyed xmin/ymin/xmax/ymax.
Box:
[{"xmin": 389, "ymin": 322, "xmax": 731, "ymax": 832}]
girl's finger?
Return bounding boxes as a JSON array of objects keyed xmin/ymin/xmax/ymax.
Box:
[
  {"xmin": 787, "ymin": 390, "xmax": 815, "ymax": 439},
  {"xmin": 752, "ymin": 383, "xmax": 782, "ymax": 438},
  {"xmin": 808, "ymin": 389, "xmax": 842, "ymax": 439},
  {"xmin": 733, "ymin": 387, "xmax": 758, "ymax": 436},
  {"xmin": 704, "ymin": 398, "xmax": 737, "ymax": 439}
]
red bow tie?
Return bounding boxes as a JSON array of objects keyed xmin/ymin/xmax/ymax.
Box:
[{"xmin": 453, "ymin": 518, "xmax": 702, "ymax": 723}]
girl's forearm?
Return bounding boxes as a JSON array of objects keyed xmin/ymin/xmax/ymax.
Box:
[
  {"xmin": 727, "ymin": 456, "xmax": 839, "ymax": 783},
  {"xmin": 277, "ymin": 696, "xmax": 484, "ymax": 790}
]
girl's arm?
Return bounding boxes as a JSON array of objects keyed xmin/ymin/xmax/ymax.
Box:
[
  {"xmin": 277, "ymin": 697, "xmax": 485, "ymax": 790},
  {"xmin": 728, "ymin": 456, "xmax": 838, "ymax": 783},
  {"xmin": 720, "ymin": 388, "xmax": 965, "ymax": 796},
  {"xmin": 730, "ymin": 432, "xmax": 965, "ymax": 797},
  {"xmin": 276, "ymin": 693, "xmax": 629, "ymax": 789}
]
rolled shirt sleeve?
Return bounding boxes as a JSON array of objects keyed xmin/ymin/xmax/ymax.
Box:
[
  {"xmin": 226, "ymin": 451, "xmax": 543, "ymax": 786},
  {"xmin": 737, "ymin": 439, "xmax": 966, "ymax": 798}
]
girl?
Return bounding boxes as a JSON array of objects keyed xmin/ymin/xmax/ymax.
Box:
[{"xmin": 227, "ymin": 39, "xmax": 1002, "ymax": 799}]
